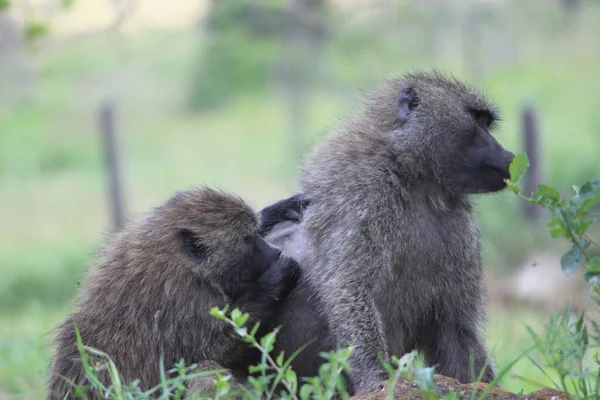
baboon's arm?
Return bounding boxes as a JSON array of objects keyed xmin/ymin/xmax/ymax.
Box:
[
  {"xmin": 316, "ymin": 250, "xmax": 390, "ymax": 393},
  {"xmin": 417, "ymin": 299, "xmax": 495, "ymax": 384}
]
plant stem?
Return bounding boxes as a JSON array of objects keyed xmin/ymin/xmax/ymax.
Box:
[
  {"xmin": 559, "ymin": 209, "xmax": 592, "ymax": 263},
  {"xmin": 224, "ymin": 318, "xmax": 299, "ymax": 400},
  {"xmin": 585, "ymin": 235, "xmax": 600, "ymax": 249}
]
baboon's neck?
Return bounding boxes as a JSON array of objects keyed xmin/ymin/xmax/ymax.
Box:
[{"xmin": 408, "ymin": 183, "xmax": 472, "ymax": 216}]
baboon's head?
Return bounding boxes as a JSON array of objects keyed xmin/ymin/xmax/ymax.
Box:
[
  {"xmin": 153, "ymin": 188, "xmax": 283, "ymax": 297},
  {"xmin": 367, "ymin": 71, "xmax": 515, "ymax": 194}
]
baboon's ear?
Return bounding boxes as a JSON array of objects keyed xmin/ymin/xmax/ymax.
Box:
[
  {"xmin": 398, "ymin": 87, "xmax": 419, "ymax": 123},
  {"xmin": 180, "ymin": 229, "xmax": 209, "ymax": 261}
]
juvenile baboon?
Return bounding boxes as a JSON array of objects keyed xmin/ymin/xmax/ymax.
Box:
[
  {"xmin": 47, "ymin": 188, "xmax": 301, "ymax": 399},
  {"xmin": 264, "ymin": 71, "xmax": 515, "ymax": 394}
]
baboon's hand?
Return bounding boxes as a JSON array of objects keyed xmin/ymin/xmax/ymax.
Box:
[
  {"xmin": 258, "ymin": 258, "xmax": 301, "ymax": 302},
  {"xmin": 277, "ymin": 258, "xmax": 301, "ymax": 299},
  {"xmin": 281, "ymin": 194, "xmax": 310, "ymax": 222},
  {"xmin": 258, "ymin": 194, "xmax": 310, "ymax": 236}
]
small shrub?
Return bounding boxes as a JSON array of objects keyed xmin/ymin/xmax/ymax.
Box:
[{"xmin": 507, "ymin": 153, "xmax": 600, "ymax": 399}]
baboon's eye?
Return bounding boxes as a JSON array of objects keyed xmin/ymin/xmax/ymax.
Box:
[{"xmin": 470, "ymin": 108, "xmax": 495, "ymax": 129}]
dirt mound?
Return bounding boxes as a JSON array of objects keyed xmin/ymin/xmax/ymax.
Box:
[{"xmin": 351, "ymin": 375, "xmax": 569, "ymax": 400}]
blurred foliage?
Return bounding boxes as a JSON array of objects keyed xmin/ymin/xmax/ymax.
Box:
[
  {"xmin": 508, "ymin": 153, "xmax": 600, "ymax": 291},
  {"xmin": 0, "ymin": 0, "xmax": 77, "ymax": 43},
  {"xmin": 508, "ymin": 154, "xmax": 600, "ymax": 398},
  {"xmin": 189, "ymin": 0, "xmax": 327, "ymax": 110},
  {"xmin": 61, "ymin": 0, "xmax": 77, "ymax": 10},
  {"xmin": 189, "ymin": 0, "xmax": 288, "ymax": 110},
  {"xmin": 25, "ymin": 20, "xmax": 50, "ymax": 41},
  {"xmin": 0, "ymin": 0, "xmax": 11, "ymax": 11}
]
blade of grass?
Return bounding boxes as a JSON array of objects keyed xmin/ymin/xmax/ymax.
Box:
[
  {"xmin": 74, "ymin": 324, "xmax": 108, "ymax": 396},
  {"xmin": 477, "ymin": 345, "xmax": 536, "ymax": 400},
  {"xmin": 83, "ymin": 346, "xmax": 124, "ymax": 400},
  {"xmin": 524, "ymin": 354, "xmax": 560, "ymax": 389}
]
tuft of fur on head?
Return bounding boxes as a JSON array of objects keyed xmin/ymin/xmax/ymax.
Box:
[
  {"xmin": 156, "ymin": 187, "xmax": 258, "ymax": 250},
  {"xmin": 120, "ymin": 187, "xmax": 262, "ymax": 282},
  {"xmin": 362, "ymin": 70, "xmax": 499, "ymax": 133}
]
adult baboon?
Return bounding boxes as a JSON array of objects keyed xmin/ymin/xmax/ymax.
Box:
[
  {"xmin": 47, "ymin": 188, "xmax": 301, "ymax": 399},
  {"xmin": 263, "ymin": 71, "xmax": 514, "ymax": 394}
]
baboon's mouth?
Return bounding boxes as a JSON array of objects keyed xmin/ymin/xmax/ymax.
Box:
[
  {"xmin": 484, "ymin": 164, "xmax": 510, "ymax": 181},
  {"xmin": 477, "ymin": 164, "xmax": 510, "ymax": 192}
]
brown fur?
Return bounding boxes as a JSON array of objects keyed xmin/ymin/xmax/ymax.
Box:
[{"xmin": 47, "ymin": 188, "xmax": 299, "ymax": 399}]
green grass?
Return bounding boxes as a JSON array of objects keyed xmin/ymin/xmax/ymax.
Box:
[
  {"xmin": 1, "ymin": 16, "xmax": 600, "ymax": 397},
  {"xmin": 0, "ymin": 305, "xmax": 66, "ymax": 398}
]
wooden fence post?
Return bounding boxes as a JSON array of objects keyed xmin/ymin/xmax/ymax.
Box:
[
  {"xmin": 100, "ymin": 100, "xmax": 127, "ymax": 231},
  {"xmin": 522, "ymin": 104, "xmax": 543, "ymax": 224}
]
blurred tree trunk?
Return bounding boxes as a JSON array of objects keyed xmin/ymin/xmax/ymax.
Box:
[
  {"xmin": 0, "ymin": 12, "xmax": 33, "ymax": 107},
  {"xmin": 521, "ymin": 105, "xmax": 543, "ymax": 225},
  {"xmin": 278, "ymin": 0, "xmax": 328, "ymax": 167},
  {"xmin": 100, "ymin": 100, "xmax": 128, "ymax": 231},
  {"xmin": 560, "ymin": 0, "xmax": 581, "ymax": 28}
]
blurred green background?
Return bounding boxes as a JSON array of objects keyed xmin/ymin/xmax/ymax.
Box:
[{"xmin": 1, "ymin": 0, "xmax": 600, "ymax": 398}]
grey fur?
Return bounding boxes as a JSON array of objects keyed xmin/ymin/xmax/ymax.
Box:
[
  {"xmin": 264, "ymin": 71, "xmax": 514, "ymax": 394},
  {"xmin": 47, "ymin": 188, "xmax": 300, "ymax": 399}
]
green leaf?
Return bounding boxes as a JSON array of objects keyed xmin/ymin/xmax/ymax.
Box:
[
  {"xmin": 25, "ymin": 21, "xmax": 50, "ymax": 41},
  {"xmin": 230, "ymin": 308, "xmax": 242, "ymax": 324},
  {"xmin": 561, "ymin": 239, "xmax": 590, "ymax": 276},
  {"xmin": 248, "ymin": 364, "xmax": 264, "ymax": 374},
  {"xmin": 509, "ymin": 152, "xmax": 530, "ymax": 184},
  {"xmin": 62, "ymin": 0, "xmax": 77, "ymax": 9},
  {"xmin": 574, "ymin": 219, "xmax": 594, "ymax": 236},
  {"xmin": 0, "ymin": 0, "xmax": 11, "ymax": 11},
  {"xmin": 210, "ymin": 307, "xmax": 226, "ymax": 320},
  {"xmin": 507, "ymin": 181, "xmax": 520, "ymax": 195},
  {"xmin": 247, "ymin": 376, "xmax": 264, "ymax": 392},
  {"xmin": 260, "ymin": 330, "xmax": 277, "ymax": 353},
  {"xmin": 584, "ymin": 257, "xmax": 600, "ymax": 283},
  {"xmin": 215, "ymin": 375, "xmax": 231, "ymax": 396},
  {"xmin": 276, "ymin": 351, "xmax": 285, "ymax": 367},
  {"xmin": 581, "ymin": 324, "xmax": 589, "ymax": 348},
  {"xmin": 576, "ymin": 311, "xmax": 586, "ymax": 332},
  {"xmin": 379, "ymin": 353, "xmax": 395, "ymax": 376},
  {"xmin": 250, "ymin": 322, "xmax": 261, "ymax": 337},
  {"xmin": 571, "ymin": 180, "xmax": 600, "ymax": 212},
  {"xmin": 234, "ymin": 312, "xmax": 249, "ymax": 328},
  {"xmin": 533, "ymin": 184, "xmax": 560, "ymax": 205},
  {"xmin": 285, "ymin": 368, "xmax": 297, "ymax": 391},
  {"xmin": 300, "ymin": 384, "xmax": 313, "ymax": 400},
  {"xmin": 548, "ymin": 217, "xmax": 568, "ymax": 239}
]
